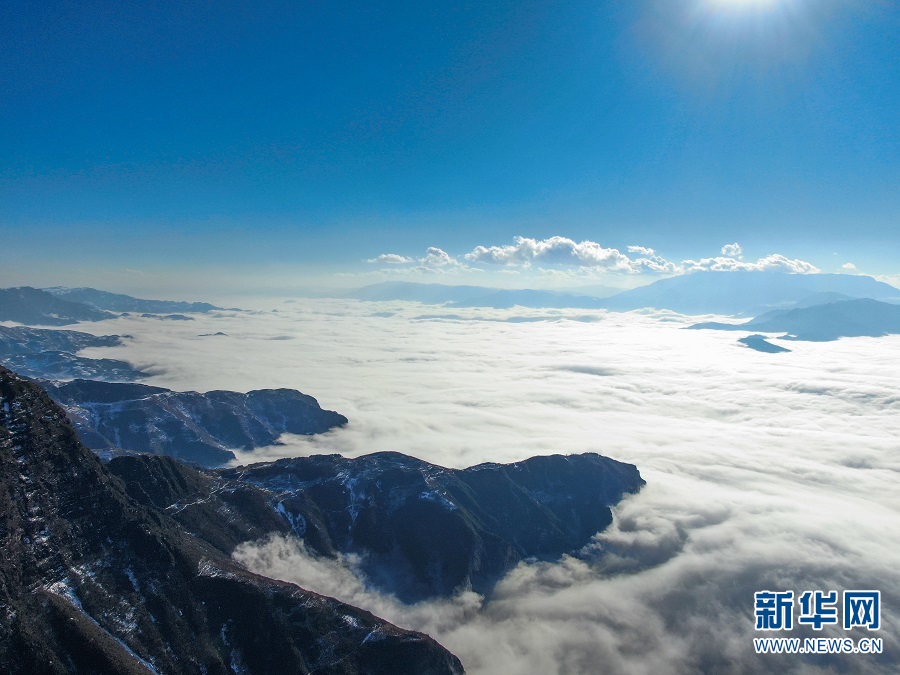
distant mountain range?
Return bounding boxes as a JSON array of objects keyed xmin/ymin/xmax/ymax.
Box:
[
  {"xmin": 0, "ymin": 286, "xmax": 223, "ymax": 326},
  {"xmin": 6, "ymin": 275, "xmax": 899, "ymax": 326},
  {"xmin": 346, "ymin": 281, "xmax": 608, "ymax": 309},
  {"xmin": 45, "ymin": 287, "xmax": 222, "ymax": 314},
  {"xmin": 346, "ymin": 272, "xmax": 900, "ymax": 316},
  {"xmin": 0, "ymin": 366, "xmax": 463, "ymax": 674},
  {"xmin": 43, "ymin": 379, "xmax": 349, "ymax": 467},
  {"xmin": 601, "ymin": 271, "xmax": 899, "ymax": 316},
  {"xmin": 0, "ymin": 287, "xmax": 116, "ymax": 325},
  {"xmin": 689, "ymin": 298, "xmax": 900, "ymax": 342}
]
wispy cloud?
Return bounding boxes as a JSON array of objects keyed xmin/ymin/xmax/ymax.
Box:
[
  {"xmin": 365, "ymin": 253, "xmax": 416, "ymax": 264},
  {"xmin": 365, "ymin": 247, "xmax": 476, "ymax": 275}
]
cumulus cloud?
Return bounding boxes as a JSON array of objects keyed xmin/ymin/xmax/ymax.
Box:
[
  {"xmin": 93, "ymin": 302, "xmax": 899, "ymax": 674},
  {"xmin": 363, "ymin": 247, "xmax": 476, "ymax": 276},
  {"xmin": 464, "ymin": 236, "xmax": 636, "ymax": 271},
  {"xmin": 372, "ymin": 236, "xmax": 817, "ymax": 279},
  {"xmin": 721, "ymin": 242, "xmax": 743, "ymax": 258},
  {"xmin": 682, "ymin": 253, "xmax": 819, "ymax": 274},
  {"xmin": 365, "ymin": 253, "xmax": 415, "ymax": 264},
  {"xmin": 420, "ymin": 247, "xmax": 457, "ymax": 268},
  {"xmin": 842, "ymin": 262, "xmax": 858, "ymax": 272}
]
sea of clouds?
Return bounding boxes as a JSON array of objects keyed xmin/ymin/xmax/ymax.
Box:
[{"xmin": 76, "ymin": 298, "xmax": 899, "ymax": 673}]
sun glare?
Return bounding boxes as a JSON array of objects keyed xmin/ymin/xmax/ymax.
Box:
[{"xmin": 709, "ymin": 0, "xmax": 781, "ymax": 9}]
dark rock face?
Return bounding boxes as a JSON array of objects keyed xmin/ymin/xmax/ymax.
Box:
[
  {"xmin": 212, "ymin": 451, "xmax": 647, "ymax": 603},
  {"xmin": 44, "ymin": 379, "xmax": 349, "ymax": 468},
  {"xmin": 109, "ymin": 454, "xmax": 294, "ymax": 557},
  {"xmin": 45, "ymin": 287, "xmax": 221, "ymax": 314},
  {"xmin": 0, "ymin": 287, "xmax": 115, "ymax": 326},
  {"xmin": 0, "ymin": 326, "xmax": 148, "ymax": 382},
  {"xmin": 0, "ymin": 366, "xmax": 464, "ymax": 675}
]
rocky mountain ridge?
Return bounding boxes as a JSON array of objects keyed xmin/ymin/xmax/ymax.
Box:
[{"xmin": 109, "ymin": 449, "xmax": 645, "ymax": 604}]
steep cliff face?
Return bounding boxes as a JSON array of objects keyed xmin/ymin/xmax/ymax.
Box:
[
  {"xmin": 0, "ymin": 366, "xmax": 464, "ymax": 675},
  {"xmin": 44, "ymin": 379, "xmax": 349, "ymax": 467}
]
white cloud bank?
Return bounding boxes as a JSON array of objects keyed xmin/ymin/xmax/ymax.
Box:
[
  {"xmin": 366, "ymin": 237, "xmax": 819, "ymax": 278},
  {"xmin": 82, "ymin": 302, "xmax": 899, "ymax": 674}
]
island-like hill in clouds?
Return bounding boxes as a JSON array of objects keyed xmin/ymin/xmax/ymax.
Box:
[
  {"xmin": 689, "ymin": 297, "xmax": 900, "ymax": 342},
  {"xmin": 0, "ymin": 365, "xmax": 464, "ymax": 675},
  {"xmin": 42, "ymin": 379, "xmax": 349, "ymax": 467},
  {"xmin": 109, "ymin": 448, "xmax": 645, "ymax": 604}
]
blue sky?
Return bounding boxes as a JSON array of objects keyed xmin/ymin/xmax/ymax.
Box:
[{"xmin": 1, "ymin": 0, "xmax": 897, "ymax": 293}]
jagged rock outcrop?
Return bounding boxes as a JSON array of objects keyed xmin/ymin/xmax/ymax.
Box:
[{"xmin": 0, "ymin": 365, "xmax": 464, "ymax": 675}]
